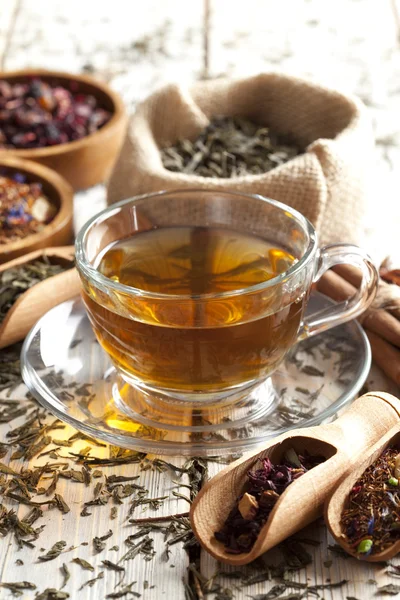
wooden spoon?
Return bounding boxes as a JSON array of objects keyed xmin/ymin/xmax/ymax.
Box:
[
  {"xmin": 190, "ymin": 392, "xmax": 400, "ymax": 565},
  {"xmin": 0, "ymin": 246, "xmax": 81, "ymax": 349},
  {"xmin": 325, "ymin": 423, "xmax": 400, "ymax": 562}
]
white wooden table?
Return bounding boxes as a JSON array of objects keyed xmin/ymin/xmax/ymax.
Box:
[{"xmin": 1, "ymin": 2, "xmax": 400, "ymax": 598}]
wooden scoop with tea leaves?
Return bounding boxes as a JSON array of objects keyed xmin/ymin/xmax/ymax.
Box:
[
  {"xmin": 326, "ymin": 423, "xmax": 400, "ymax": 562},
  {"xmin": 190, "ymin": 392, "xmax": 400, "ymax": 565},
  {"xmin": 0, "ymin": 246, "xmax": 80, "ymax": 349}
]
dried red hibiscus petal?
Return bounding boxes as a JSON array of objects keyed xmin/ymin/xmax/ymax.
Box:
[
  {"xmin": 0, "ymin": 77, "xmax": 111, "ymax": 149},
  {"xmin": 214, "ymin": 448, "xmax": 326, "ymax": 554}
]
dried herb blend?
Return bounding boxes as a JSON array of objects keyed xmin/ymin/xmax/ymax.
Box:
[
  {"xmin": 214, "ymin": 449, "xmax": 326, "ymax": 554},
  {"xmin": 0, "ymin": 172, "xmax": 57, "ymax": 244},
  {"xmin": 0, "ymin": 256, "xmax": 70, "ymax": 324},
  {"xmin": 161, "ymin": 116, "xmax": 301, "ymax": 178},
  {"xmin": 341, "ymin": 446, "xmax": 400, "ymax": 556},
  {"xmin": 0, "ymin": 78, "xmax": 111, "ymax": 149}
]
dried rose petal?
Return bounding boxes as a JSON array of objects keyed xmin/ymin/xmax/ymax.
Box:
[{"xmin": 0, "ymin": 77, "xmax": 111, "ymax": 149}]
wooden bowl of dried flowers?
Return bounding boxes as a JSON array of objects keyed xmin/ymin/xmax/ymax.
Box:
[
  {"xmin": 0, "ymin": 156, "xmax": 73, "ymax": 263},
  {"xmin": 0, "ymin": 69, "xmax": 128, "ymax": 190}
]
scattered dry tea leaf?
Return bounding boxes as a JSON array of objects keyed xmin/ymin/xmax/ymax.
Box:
[
  {"xmin": 102, "ymin": 560, "xmax": 125, "ymax": 572},
  {"xmin": 0, "ymin": 462, "xmax": 18, "ymax": 475},
  {"xmin": 93, "ymin": 529, "xmax": 113, "ymax": 553},
  {"xmin": 54, "ymin": 493, "xmax": 70, "ymax": 514},
  {"xmin": 249, "ymin": 584, "xmax": 287, "ymax": 599},
  {"xmin": 376, "ymin": 585, "xmax": 400, "ymax": 595},
  {"xmin": 106, "ymin": 582, "xmax": 139, "ymax": 598},
  {"xmin": 120, "ymin": 535, "xmax": 155, "ymax": 562},
  {"xmin": 0, "ymin": 581, "xmax": 36, "ymax": 595},
  {"xmin": 36, "ymin": 589, "xmax": 70, "ymax": 600},
  {"xmin": 301, "ymin": 365, "xmax": 325, "ymax": 377},
  {"xmin": 38, "ymin": 540, "xmax": 67, "ymax": 561},
  {"xmin": 72, "ymin": 557, "xmax": 94, "ymax": 571},
  {"xmin": 79, "ymin": 571, "xmax": 104, "ymax": 590},
  {"xmin": 60, "ymin": 563, "xmax": 70, "ymax": 589}
]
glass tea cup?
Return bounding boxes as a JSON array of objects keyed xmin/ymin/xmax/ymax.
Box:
[{"xmin": 75, "ymin": 189, "xmax": 378, "ymax": 406}]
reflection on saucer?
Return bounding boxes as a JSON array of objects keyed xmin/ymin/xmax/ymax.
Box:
[{"xmin": 21, "ymin": 294, "xmax": 371, "ymax": 456}]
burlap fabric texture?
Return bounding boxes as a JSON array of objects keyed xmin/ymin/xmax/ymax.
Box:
[{"xmin": 107, "ymin": 73, "xmax": 374, "ymax": 245}]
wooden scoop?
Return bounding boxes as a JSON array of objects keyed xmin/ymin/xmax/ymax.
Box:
[
  {"xmin": 325, "ymin": 423, "xmax": 400, "ymax": 562},
  {"xmin": 190, "ymin": 392, "xmax": 400, "ymax": 565},
  {"xmin": 0, "ymin": 246, "xmax": 81, "ymax": 349}
]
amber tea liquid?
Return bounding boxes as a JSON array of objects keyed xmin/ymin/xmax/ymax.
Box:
[{"xmin": 83, "ymin": 226, "xmax": 306, "ymax": 394}]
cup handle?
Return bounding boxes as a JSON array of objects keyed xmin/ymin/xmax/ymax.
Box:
[{"xmin": 299, "ymin": 243, "xmax": 379, "ymax": 339}]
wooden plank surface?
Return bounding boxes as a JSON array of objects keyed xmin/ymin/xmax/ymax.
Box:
[
  {"xmin": 0, "ymin": 386, "xmax": 192, "ymax": 599},
  {"xmin": 0, "ymin": 1, "xmax": 20, "ymax": 70},
  {"xmin": 0, "ymin": 1, "xmax": 400, "ymax": 599}
]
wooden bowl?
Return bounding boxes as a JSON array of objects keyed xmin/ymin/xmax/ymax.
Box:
[
  {"xmin": 0, "ymin": 69, "xmax": 128, "ymax": 190},
  {"xmin": 0, "ymin": 156, "xmax": 73, "ymax": 263}
]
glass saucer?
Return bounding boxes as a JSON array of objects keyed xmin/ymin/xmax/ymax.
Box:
[{"xmin": 21, "ymin": 293, "xmax": 371, "ymax": 456}]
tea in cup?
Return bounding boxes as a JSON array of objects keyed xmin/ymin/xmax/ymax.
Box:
[{"xmin": 76, "ymin": 190, "xmax": 377, "ymax": 403}]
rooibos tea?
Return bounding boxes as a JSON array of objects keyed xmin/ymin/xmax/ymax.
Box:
[
  {"xmin": 341, "ymin": 446, "xmax": 400, "ymax": 556},
  {"xmin": 84, "ymin": 226, "xmax": 304, "ymax": 394}
]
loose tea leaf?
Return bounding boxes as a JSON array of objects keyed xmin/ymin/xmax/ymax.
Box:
[
  {"xmin": 79, "ymin": 571, "xmax": 104, "ymax": 590},
  {"xmin": 161, "ymin": 116, "xmax": 300, "ymax": 178},
  {"xmin": 119, "ymin": 536, "xmax": 155, "ymax": 562},
  {"xmin": 0, "ymin": 257, "xmax": 70, "ymax": 323},
  {"xmin": 102, "ymin": 560, "xmax": 125, "ymax": 572},
  {"xmin": 0, "ymin": 462, "xmax": 18, "ymax": 475},
  {"xmin": 60, "ymin": 563, "xmax": 70, "ymax": 589},
  {"xmin": 0, "ymin": 581, "xmax": 36, "ymax": 596},
  {"xmin": 301, "ymin": 365, "xmax": 325, "ymax": 377},
  {"xmin": 38, "ymin": 540, "xmax": 67, "ymax": 561},
  {"xmin": 72, "ymin": 557, "xmax": 94, "ymax": 571},
  {"xmin": 54, "ymin": 493, "xmax": 70, "ymax": 514},
  {"xmin": 35, "ymin": 589, "xmax": 70, "ymax": 600},
  {"xmin": 328, "ymin": 543, "xmax": 351, "ymax": 559},
  {"xmin": 250, "ymin": 584, "xmax": 287, "ymax": 599},
  {"xmin": 106, "ymin": 582, "xmax": 139, "ymax": 598},
  {"xmin": 376, "ymin": 584, "xmax": 400, "ymax": 595},
  {"xmin": 93, "ymin": 528, "xmax": 113, "ymax": 553}
]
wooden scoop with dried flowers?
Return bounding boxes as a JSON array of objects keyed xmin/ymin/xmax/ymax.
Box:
[
  {"xmin": 316, "ymin": 264, "xmax": 400, "ymax": 385},
  {"xmin": 190, "ymin": 392, "xmax": 400, "ymax": 565}
]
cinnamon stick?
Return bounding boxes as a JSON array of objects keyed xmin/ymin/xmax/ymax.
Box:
[
  {"xmin": 333, "ymin": 264, "xmax": 362, "ymax": 287},
  {"xmin": 317, "ymin": 270, "xmax": 400, "ymax": 347},
  {"xmin": 316, "ymin": 269, "xmax": 400, "ymax": 385},
  {"xmin": 316, "ymin": 269, "xmax": 356, "ymax": 303},
  {"xmin": 365, "ymin": 331, "xmax": 400, "ymax": 386},
  {"xmin": 334, "ymin": 263, "xmax": 400, "ymax": 320}
]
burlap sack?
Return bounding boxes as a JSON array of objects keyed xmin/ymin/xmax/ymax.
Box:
[{"xmin": 107, "ymin": 73, "xmax": 374, "ymax": 245}]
